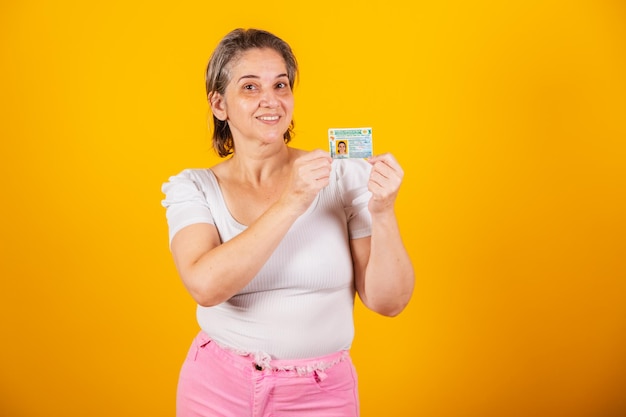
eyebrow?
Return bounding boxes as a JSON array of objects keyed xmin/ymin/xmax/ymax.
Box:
[{"xmin": 237, "ymin": 73, "xmax": 289, "ymax": 82}]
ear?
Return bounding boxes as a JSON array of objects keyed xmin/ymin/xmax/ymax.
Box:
[{"xmin": 209, "ymin": 92, "xmax": 227, "ymax": 121}]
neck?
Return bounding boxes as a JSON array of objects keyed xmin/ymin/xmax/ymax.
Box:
[{"xmin": 228, "ymin": 144, "xmax": 293, "ymax": 186}]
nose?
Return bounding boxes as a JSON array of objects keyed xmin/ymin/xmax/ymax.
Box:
[{"xmin": 259, "ymin": 89, "xmax": 279, "ymax": 108}]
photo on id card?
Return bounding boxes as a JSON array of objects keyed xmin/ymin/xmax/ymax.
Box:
[{"xmin": 328, "ymin": 128, "xmax": 373, "ymax": 159}]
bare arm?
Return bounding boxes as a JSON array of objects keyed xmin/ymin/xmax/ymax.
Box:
[
  {"xmin": 170, "ymin": 150, "xmax": 332, "ymax": 307},
  {"xmin": 352, "ymin": 153, "xmax": 415, "ymax": 316}
]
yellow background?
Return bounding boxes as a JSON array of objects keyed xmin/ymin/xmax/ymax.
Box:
[{"xmin": 2, "ymin": 1, "xmax": 625, "ymax": 416}]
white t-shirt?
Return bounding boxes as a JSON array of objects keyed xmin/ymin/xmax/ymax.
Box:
[{"xmin": 162, "ymin": 158, "xmax": 372, "ymax": 359}]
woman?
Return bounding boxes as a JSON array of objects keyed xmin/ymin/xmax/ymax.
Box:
[
  {"xmin": 337, "ymin": 140, "xmax": 348, "ymax": 157},
  {"xmin": 162, "ymin": 28, "xmax": 414, "ymax": 417}
]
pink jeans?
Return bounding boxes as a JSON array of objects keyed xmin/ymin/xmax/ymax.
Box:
[{"xmin": 176, "ymin": 331, "xmax": 360, "ymax": 417}]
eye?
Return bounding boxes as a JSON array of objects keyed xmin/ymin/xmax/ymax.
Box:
[
  {"xmin": 243, "ymin": 84, "xmax": 256, "ymax": 90},
  {"xmin": 276, "ymin": 81, "xmax": 290, "ymax": 89}
]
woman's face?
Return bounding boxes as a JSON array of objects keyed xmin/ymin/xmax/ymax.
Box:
[
  {"xmin": 338, "ymin": 142, "xmax": 346, "ymax": 153},
  {"xmin": 212, "ymin": 48, "xmax": 294, "ymax": 148}
]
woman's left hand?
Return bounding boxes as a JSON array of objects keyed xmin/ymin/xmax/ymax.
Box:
[
  {"xmin": 352, "ymin": 152, "xmax": 414, "ymax": 317},
  {"xmin": 366, "ymin": 153, "xmax": 404, "ymax": 215}
]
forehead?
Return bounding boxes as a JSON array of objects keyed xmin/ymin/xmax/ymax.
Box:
[{"xmin": 228, "ymin": 48, "xmax": 287, "ymax": 77}]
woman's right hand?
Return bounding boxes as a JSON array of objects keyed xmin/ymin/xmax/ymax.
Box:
[{"xmin": 281, "ymin": 149, "xmax": 332, "ymax": 213}]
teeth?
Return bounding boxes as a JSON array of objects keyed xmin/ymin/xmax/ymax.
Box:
[{"xmin": 258, "ymin": 116, "xmax": 279, "ymax": 121}]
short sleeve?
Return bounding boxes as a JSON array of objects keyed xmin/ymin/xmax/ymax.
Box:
[
  {"xmin": 335, "ymin": 159, "xmax": 372, "ymax": 239},
  {"xmin": 161, "ymin": 169, "xmax": 214, "ymax": 246}
]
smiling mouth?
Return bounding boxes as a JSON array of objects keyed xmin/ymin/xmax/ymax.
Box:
[{"xmin": 257, "ymin": 115, "xmax": 280, "ymax": 121}]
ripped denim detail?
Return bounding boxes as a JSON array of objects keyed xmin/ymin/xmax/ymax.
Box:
[{"xmin": 211, "ymin": 338, "xmax": 349, "ymax": 377}]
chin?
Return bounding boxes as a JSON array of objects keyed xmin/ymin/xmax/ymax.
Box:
[
  {"xmin": 261, "ymin": 130, "xmax": 288, "ymax": 143},
  {"xmin": 263, "ymin": 138, "xmax": 287, "ymax": 146}
]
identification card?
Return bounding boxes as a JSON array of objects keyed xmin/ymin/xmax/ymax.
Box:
[{"xmin": 328, "ymin": 127, "xmax": 373, "ymax": 159}]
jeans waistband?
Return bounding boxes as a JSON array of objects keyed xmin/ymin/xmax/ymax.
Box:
[{"xmin": 196, "ymin": 331, "xmax": 350, "ymax": 376}]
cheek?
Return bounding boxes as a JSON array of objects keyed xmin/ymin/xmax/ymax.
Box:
[
  {"xmin": 226, "ymin": 97, "xmax": 256, "ymax": 116},
  {"xmin": 282, "ymin": 96, "xmax": 295, "ymax": 113}
]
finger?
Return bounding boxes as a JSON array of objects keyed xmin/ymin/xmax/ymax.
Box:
[
  {"xmin": 294, "ymin": 160, "xmax": 331, "ymax": 185},
  {"xmin": 312, "ymin": 164, "xmax": 331, "ymax": 181},
  {"xmin": 295, "ymin": 151, "xmax": 331, "ymax": 172},
  {"xmin": 368, "ymin": 153, "xmax": 402, "ymax": 170},
  {"xmin": 306, "ymin": 149, "xmax": 333, "ymax": 163},
  {"xmin": 371, "ymin": 161, "xmax": 394, "ymax": 181},
  {"xmin": 368, "ymin": 172, "xmax": 394, "ymax": 193},
  {"xmin": 370, "ymin": 156, "xmax": 403, "ymax": 180},
  {"xmin": 369, "ymin": 164, "xmax": 402, "ymax": 194}
]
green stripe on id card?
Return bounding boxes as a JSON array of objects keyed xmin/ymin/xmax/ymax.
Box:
[{"xmin": 329, "ymin": 127, "xmax": 373, "ymax": 159}]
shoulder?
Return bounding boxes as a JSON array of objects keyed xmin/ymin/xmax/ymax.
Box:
[
  {"xmin": 161, "ymin": 168, "xmax": 217, "ymax": 204},
  {"xmin": 164, "ymin": 168, "xmax": 215, "ymax": 188}
]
